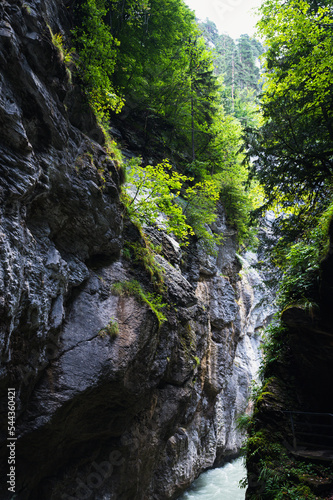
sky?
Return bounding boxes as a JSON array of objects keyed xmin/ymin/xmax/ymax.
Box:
[{"xmin": 183, "ymin": 0, "xmax": 263, "ymax": 40}]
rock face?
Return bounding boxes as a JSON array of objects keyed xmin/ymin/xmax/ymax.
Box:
[
  {"xmin": 245, "ymin": 224, "xmax": 333, "ymax": 500},
  {"xmin": 0, "ymin": 1, "xmax": 272, "ymax": 499}
]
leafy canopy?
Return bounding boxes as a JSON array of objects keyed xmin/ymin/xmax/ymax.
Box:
[
  {"xmin": 124, "ymin": 159, "xmax": 194, "ymax": 242},
  {"xmin": 70, "ymin": 0, "xmax": 260, "ymax": 247},
  {"xmin": 248, "ymin": 0, "xmax": 333, "ymax": 217},
  {"xmin": 124, "ymin": 159, "xmax": 222, "ymax": 248},
  {"xmin": 72, "ymin": 0, "xmax": 124, "ymax": 122}
]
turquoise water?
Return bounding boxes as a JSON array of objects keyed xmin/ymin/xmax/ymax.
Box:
[{"xmin": 179, "ymin": 458, "xmax": 246, "ymax": 500}]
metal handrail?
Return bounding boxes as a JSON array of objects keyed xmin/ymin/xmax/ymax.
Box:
[
  {"xmin": 281, "ymin": 411, "xmax": 333, "ymax": 451},
  {"xmin": 282, "ymin": 411, "xmax": 333, "ymax": 417}
]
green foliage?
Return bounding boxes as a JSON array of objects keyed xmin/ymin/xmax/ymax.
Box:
[
  {"xmin": 72, "ymin": 0, "xmax": 124, "ymax": 123},
  {"xmin": 48, "ymin": 27, "xmax": 74, "ymax": 82},
  {"xmin": 249, "ymin": 379, "xmax": 264, "ymax": 403},
  {"xmin": 274, "ymin": 202, "xmax": 333, "ymax": 309},
  {"xmin": 245, "ymin": 206, "xmax": 333, "ymax": 498},
  {"xmin": 246, "ymin": 430, "xmax": 284, "ymax": 461},
  {"xmin": 244, "ymin": 0, "xmax": 333, "ymax": 277},
  {"xmin": 258, "ymin": 320, "xmax": 287, "ymax": 379},
  {"xmin": 98, "ymin": 124, "xmax": 124, "ymax": 167},
  {"xmin": 253, "ymin": 204, "xmax": 333, "ymax": 384},
  {"xmin": 49, "ymin": 29, "xmax": 74, "ymax": 67},
  {"xmin": 69, "ymin": 0, "xmax": 258, "ymax": 248},
  {"xmin": 124, "ymin": 237, "xmax": 165, "ymax": 293},
  {"xmin": 275, "ymin": 484, "xmax": 316, "ymax": 500},
  {"xmin": 193, "ymin": 355, "xmax": 200, "ymax": 367},
  {"xmin": 199, "ymin": 21, "xmax": 263, "ymax": 126},
  {"xmin": 244, "ymin": 411, "xmax": 333, "ymax": 496},
  {"xmin": 122, "ymin": 246, "xmax": 131, "ymax": 260},
  {"xmin": 124, "ymin": 158, "xmax": 224, "ymax": 250},
  {"xmin": 99, "ymin": 318, "xmax": 119, "ymax": 338},
  {"xmin": 236, "ymin": 412, "xmax": 252, "ymax": 432},
  {"xmin": 193, "ymin": 108, "xmax": 260, "ymax": 245},
  {"xmin": 123, "ymin": 154, "xmax": 256, "ymax": 252},
  {"xmin": 259, "ymin": 0, "xmax": 333, "ymax": 107},
  {"xmin": 278, "ymin": 244, "xmax": 320, "ymax": 309},
  {"xmin": 181, "ymin": 175, "xmax": 223, "ymax": 252},
  {"xmin": 219, "ymin": 176, "xmax": 254, "ymax": 245},
  {"xmin": 247, "ymin": 0, "xmax": 333, "ymax": 225},
  {"xmin": 68, "ymin": 0, "xmax": 257, "ymax": 248},
  {"xmin": 242, "ymin": 4, "xmax": 333, "ymax": 498},
  {"xmin": 244, "ymin": 428, "xmax": 332, "ymax": 499},
  {"xmin": 124, "ymin": 159, "xmax": 194, "ymax": 242},
  {"xmin": 111, "ymin": 280, "xmax": 167, "ymax": 326},
  {"xmin": 110, "ymin": 0, "xmax": 219, "ymax": 158},
  {"xmin": 200, "ymin": 25, "xmax": 263, "ymax": 93}
]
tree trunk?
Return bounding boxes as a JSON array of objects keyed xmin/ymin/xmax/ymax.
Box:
[
  {"xmin": 191, "ymin": 95, "xmax": 195, "ymax": 162},
  {"xmin": 231, "ymin": 52, "xmax": 235, "ymax": 112}
]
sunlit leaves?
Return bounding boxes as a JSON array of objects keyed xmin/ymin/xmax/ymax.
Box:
[
  {"xmin": 124, "ymin": 159, "xmax": 223, "ymax": 247},
  {"xmin": 124, "ymin": 159, "xmax": 194, "ymax": 243},
  {"xmin": 72, "ymin": 0, "xmax": 124, "ymax": 123},
  {"xmin": 248, "ymin": 0, "xmax": 333, "ymax": 224},
  {"xmin": 258, "ymin": 0, "xmax": 333, "ymax": 107}
]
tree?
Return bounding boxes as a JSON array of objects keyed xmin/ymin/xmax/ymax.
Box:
[
  {"xmin": 72, "ymin": 0, "xmax": 124, "ymax": 122},
  {"xmin": 248, "ymin": 0, "xmax": 333, "ymax": 215},
  {"xmin": 124, "ymin": 159, "xmax": 222, "ymax": 248},
  {"xmin": 105, "ymin": 0, "xmax": 221, "ymax": 161},
  {"xmin": 199, "ymin": 21, "xmax": 263, "ymax": 123},
  {"xmin": 71, "ymin": 0, "xmax": 257, "ymax": 245},
  {"xmin": 237, "ymin": 34, "xmax": 260, "ymax": 91}
]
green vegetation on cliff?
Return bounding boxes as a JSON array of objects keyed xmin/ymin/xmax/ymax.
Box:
[
  {"xmin": 247, "ymin": 0, "xmax": 333, "ymax": 244},
  {"xmin": 67, "ymin": 0, "xmax": 263, "ymax": 249},
  {"xmin": 243, "ymin": 0, "xmax": 333, "ymax": 498},
  {"xmin": 72, "ymin": 0, "xmax": 124, "ymax": 121},
  {"xmin": 248, "ymin": 0, "xmax": 333, "ymax": 308}
]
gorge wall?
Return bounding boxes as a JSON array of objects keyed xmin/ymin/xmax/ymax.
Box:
[
  {"xmin": 245, "ymin": 224, "xmax": 333, "ymax": 499},
  {"xmin": 0, "ymin": 1, "xmax": 272, "ymax": 498}
]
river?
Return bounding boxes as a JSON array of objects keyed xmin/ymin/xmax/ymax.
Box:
[{"xmin": 179, "ymin": 457, "xmax": 246, "ymax": 500}]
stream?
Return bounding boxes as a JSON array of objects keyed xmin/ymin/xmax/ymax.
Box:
[{"xmin": 179, "ymin": 457, "xmax": 246, "ymax": 500}]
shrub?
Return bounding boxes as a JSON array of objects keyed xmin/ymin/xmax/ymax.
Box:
[
  {"xmin": 276, "ymin": 201, "xmax": 333, "ymax": 309},
  {"xmin": 99, "ymin": 318, "xmax": 119, "ymax": 338},
  {"xmin": 48, "ymin": 27, "xmax": 74, "ymax": 82},
  {"xmin": 112, "ymin": 280, "xmax": 167, "ymax": 327},
  {"xmin": 124, "ymin": 240, "xmax": 165, "ymax": 294},
  {"xmin": 124, "ymin": 159, "xmax": 194, "ymax": 243},
  {"xmin": 124, "ymin": 158, "xmax": 223, "ymax": 252}
]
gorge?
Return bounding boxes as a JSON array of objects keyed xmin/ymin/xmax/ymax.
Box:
[
  {"xmin": 1, "ymin": 0, "xmax": 333, "ymax": 499},
  {"xmin": 0, "ymin": 1, "xmax": 271, "ymax": 498}
]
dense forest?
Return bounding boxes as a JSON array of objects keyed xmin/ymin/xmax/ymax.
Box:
[
  {"xmin": 65, "ymin": 1, "xmax": 333, "ymax": 306},
  {"xmin": 199, "ymin": 20, "xmax": 264, "ymax": 125},
  {"xmin": 61, "ymin": 0, "xmax": 265, "ymax": 249}
]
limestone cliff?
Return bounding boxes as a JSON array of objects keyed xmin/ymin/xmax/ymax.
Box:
[{"xmin": 0, "ymin": 1, "xmax": 271, "ymax": 499}]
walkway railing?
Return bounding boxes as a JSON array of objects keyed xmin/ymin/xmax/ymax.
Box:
[{"xmin": 282, "ymin": 411, "xmax": 333, "ymax": 451}]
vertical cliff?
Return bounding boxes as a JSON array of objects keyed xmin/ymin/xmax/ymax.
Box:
[
  {"xmin": 245, "ymin": 224, "xmax": 333, "ymax": 499},
  {"xmin": 0, "ymin": 1, "xmax": 272, "ymax": 499}
]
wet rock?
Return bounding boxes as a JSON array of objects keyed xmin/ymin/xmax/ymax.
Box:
[
  {"xmin": 0, "ymin": 1, "xmax": 274, "ymax": 499},
  {"xmin": 209, "ymin": 275, "xmax": 238, "ymax": 328},
  {"xmin": 0, "ymin": 2, "xmax": 122, "ymax": 495}
]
